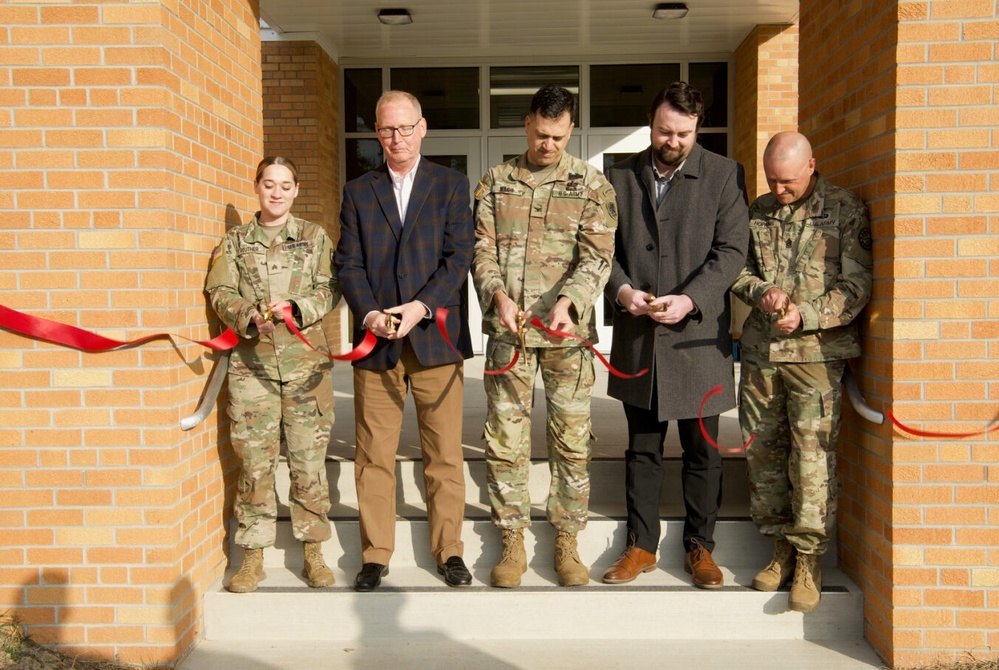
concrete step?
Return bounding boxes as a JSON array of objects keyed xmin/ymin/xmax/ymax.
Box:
[
  {"xmin": 181, "ymin": 638, "xmax": 883, "ymax": 670},
  {"xmin": 203, "ymin": 561, "xmax": 864, "ymax": 642},
  {"xmin": 234, "ymin": 518, "xmax": 838, "ymax": 578},
  {"xmin": 275, "ymin": 457, "xmax": 752, "ymax": 520}
]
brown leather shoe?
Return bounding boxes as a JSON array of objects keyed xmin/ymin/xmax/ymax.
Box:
[
  {"xmin": 684, "ymin": 539, "xmax": 723, "ymax": 589},
  {"xmin": 602, "ymin": 545, "xmax": 657, "ymax": 584}
]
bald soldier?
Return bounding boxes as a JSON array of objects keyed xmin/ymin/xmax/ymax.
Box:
[{"xmin": 731, "ymin": 132, "xmax": 873, "ymax": 613}]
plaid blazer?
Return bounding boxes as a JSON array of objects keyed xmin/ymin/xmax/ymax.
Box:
[{"xmin": 335, "ymin": 158, "xmax": 475, "ymax": 371}]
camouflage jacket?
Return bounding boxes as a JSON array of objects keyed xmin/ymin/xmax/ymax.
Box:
[
  {"xmin": 472, "ymin": 151, "xmax": 617, "ymax": 347},
  {"xmin": 731, "ymin": 174, "xmax": 873, "ymax": 363},
  {"xmin": 205, "ymin": 213, "xmax": 342, "ymax": 381}
]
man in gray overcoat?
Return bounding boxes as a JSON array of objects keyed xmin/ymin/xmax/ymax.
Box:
[{"xmin": 601, "ymin": 82, "xmax": 749, "ymax": 589}]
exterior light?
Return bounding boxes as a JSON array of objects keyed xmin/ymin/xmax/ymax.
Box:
[
  {"xmin": 653, "ymin": 3, "xmax": 689, "ymax": 19},
  {"xmin": 378, "ymin": 8, "xmax": 413, "ymax": 25}
]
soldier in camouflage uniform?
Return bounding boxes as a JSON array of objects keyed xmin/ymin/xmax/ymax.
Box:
[
  {"xmin": 473, "ymin": 85, "xmax": 617, "ymax": 588},
  {"xmin": 206, "ymin": 156, "xmax": 341, "ymax": 593},
  {"xmin": 731, "ymin": 132, "xmax": 873, "ymax": 612}
]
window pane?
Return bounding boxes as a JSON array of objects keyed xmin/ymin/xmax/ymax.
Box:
[
  {"xmin": 697, "ymin": 132, "xmax": 728, "ymax": 158},
  {"xmin": 689, "ymin": 62, "xmax": 728, "ymax": 128},
  {"xmin": 591, "ymin": 64, "xmax": 681, "ymax": 127},
  {"xmin": 345, "ymin": 139, "xmax": 382, "ymax": 182},
  {"xmin": 489, "ymin": 66, "xmax": 580, "ymax": 129},
  {"xmin": 425, "ymin": 154, "xmax": 469, "ymax": 176},
  {"xmin": 344, "ymin": 68, "xmax": 381, "ymax": 133},
  {"xmin": 390, "ymin": 68, "xmax": 480, "ymax": 130}
]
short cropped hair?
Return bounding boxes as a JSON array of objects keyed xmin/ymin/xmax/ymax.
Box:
[
  {"xmin": 529, "ymin": 85, "xmax": 576, "ymax": 121},
  {"xmin": 648, "ymin": 81, "xmax": 704, "ymax": 129}
]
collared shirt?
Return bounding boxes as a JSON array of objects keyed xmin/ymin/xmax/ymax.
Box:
[
  {"xmin": 653, "ymin": 158, "xmax": 686, "ymax": 204},
  {"xmin": 388, "ymin": 156, "xmax": 420, "ymax": 223}
]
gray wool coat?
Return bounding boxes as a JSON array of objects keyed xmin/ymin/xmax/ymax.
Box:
[{"xmin": 604, "ymin": 143, "xmax": 750, "ymax": 420}]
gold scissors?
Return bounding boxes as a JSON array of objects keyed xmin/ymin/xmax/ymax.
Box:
[{"xmin": 516, "ymin": 310, "xmax": 528, "ymax": 360}]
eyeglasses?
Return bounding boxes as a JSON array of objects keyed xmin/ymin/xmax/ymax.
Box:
[{"xmin": 376, "ymin": 121, "xmax": 421, "ymax": 139}]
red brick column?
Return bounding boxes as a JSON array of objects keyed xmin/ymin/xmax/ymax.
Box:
[
  {"xmin": 733, "ymin": 23, "xmax": 799, "ymax": 201},
  {"xmin": 0, "ymin": 1, "xmax": 262, "ymax": 664},
  {"xmin": 800, "ymin": 0, "xmax": 999, "ymax": 666},
  {"xmin": 261, "ymin": 39, "xmax": 344, "ymax": 352}
]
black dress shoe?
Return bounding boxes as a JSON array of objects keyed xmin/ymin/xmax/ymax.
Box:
[
  {"xmin": 436, "ymin": 556, "xmax": 472, "ymax": 587},
  {"xmin": 354, "ymin": 563, "xmax": 388, "ymax": 592}
]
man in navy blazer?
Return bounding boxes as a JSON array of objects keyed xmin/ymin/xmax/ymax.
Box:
[{"xmin": 335, "ymin": 90, "xmax": 475, "ymax": 591}]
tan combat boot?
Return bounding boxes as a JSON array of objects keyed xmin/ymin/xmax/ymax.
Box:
[
  {"xmin": 752, "ymin": 537, "xmax": 796, "ymax": 591},
  {"xmin": 788, "ymin": 552, "xmax": 823, "ymax": 612},
  {"xmin": 554, "ymin": 531, "xmax": 589, "ymax": 587},
  {"xmin": 302, "ymin": 541, "xmax": 335, "ymax": 588},
  {"xmin": 490, "ymin": 528, "xmax": 527, "ymax": 588},
  {"xmin": 227, "ymin": 547, "xmax": 265, "ymax": 593}
]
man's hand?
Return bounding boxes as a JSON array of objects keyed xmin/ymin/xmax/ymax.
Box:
[
  {"xmin": 383, "ymin": 301, "xmax": 427, "ymax": 339},
  {"xmin": 547, "ymin": 296, "xmax": 575, "ymax": 342},
  {"xmin": 759, "ymin": 287, "xmax": 789, "ymax": 315},
  {"xmin": 647, "ymin": 294, "xmax": 694, "ymax": 326},
  {"xmin": 494, "ymin": 292, "xmax": 531, "ymax": 336},
  {"xmin": 619, "ymin": 286, "xmax": 653, "ymax": 316},
  {"xmin": 775, "ymin": 302, "xmax": 801, "ymax": 334},
  {"xmin": 252, "ymin": 311, "xmax": 276, "ymax": 336}
]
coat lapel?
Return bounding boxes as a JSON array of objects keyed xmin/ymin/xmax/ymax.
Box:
[
  {"xmin": 400, "ymin": 159, "xmax": 433, "ymax": 245},
  {"xmin": 370, "ymin": 165, "xmax": 403, "ymax": 241}
]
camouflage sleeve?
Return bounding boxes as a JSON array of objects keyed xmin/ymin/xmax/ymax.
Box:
[
  {"xmin": 797, "ymin": 201, "xmax": 874, "ymax": 332},
  {"xmin": 290, "ymin": 227, "xmax": 338, "ymax": 329},
  {"xmin": 472, "ymin": 170, "xmax": 506, "ymax": 312},
  {"xmin": 558, "ymin": 179, "xmax": 618, "ymax": 317},
  {"xmin": 730, "ymin": 201, "xmax": 776, "ymax": 306},
  {"xmin": 205, "ymin": 232, "xmax": 257, "ymax": 338}
]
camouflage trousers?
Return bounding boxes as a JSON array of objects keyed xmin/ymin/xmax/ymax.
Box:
[
  {"xmin": 483, "ymin": 341, "xmax": 594, "ymax": 533},
  {"xmin": 228, "ymin": 370, "xmax": 334, "ymax": 548},
  {"xmin": 739, "ymin": 355, "xmax": 846, "ymax": 555}
]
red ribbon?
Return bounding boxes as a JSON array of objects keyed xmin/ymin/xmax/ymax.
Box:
[
  {"xmin": 528, "ymin": 317, "xmax": 648, "ymax": 379},
  {"xmin": 886, "ymin": 410, "xmax": 999, "ymax": 440},
  {"xmin": 278, "ymin": 306, "xmax": 376, "ymax": 361},
  {"xmin": 699, "ymin": 384, "xmax": 755, "ymax": 454},
  {"xmin": 0, "ymin": 303, "xmax": 238, "ymax": 352},
  {"xmin": 433, "ymin": 308, "xmax": 646, "ymax": 378}
]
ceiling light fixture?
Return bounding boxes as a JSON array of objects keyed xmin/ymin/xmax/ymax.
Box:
[
  {"xmin": 652, "ymin": 3, "xmax": 689, "ymax": 19},
  {"xmin": 377, "ymin": 8, "xmax": 413, "ymax": 26}
]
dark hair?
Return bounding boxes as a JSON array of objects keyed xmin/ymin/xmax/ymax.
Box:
[
  {"xmin": 648, "ymin": 82, "xmax": 704, "ymax": 129},
  {"xmin": 255, "ymin": 156, "xmax": 299, "ymax": 184},
  {"xmin": 529, "ymin": 85, "xmax": 576, "ymax": 121}
]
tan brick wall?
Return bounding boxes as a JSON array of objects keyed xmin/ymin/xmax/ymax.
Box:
[
  {"xmin": 0, "ymin": 1, "xmax": 262, "ymax": 664},
  {"xmin": 261, "ymin": 40, "xmax": 344, "ymax": 353},
  {"xmin": 734, "ymin": 23, "xmax": 799, "ymax": 202},
  {"xmin": 800, "ymin": 0, "xmax": 999, "ymax": 666}
]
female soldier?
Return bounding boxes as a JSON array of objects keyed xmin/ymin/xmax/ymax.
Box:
[{"xmin": 206, "ymin": 156, "xmax": 341, "ymax": 592}]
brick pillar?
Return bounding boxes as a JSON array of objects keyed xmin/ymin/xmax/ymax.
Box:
[
  {"xmin": 0, "ymin": 1, "xmax": 262, "ymax": 664},
  {"xmin": 261, "ymin": 40, "xmax": 344, "ymax": 353},
  {"xmin": 800, "ymin": 0, "xmax": 999, "ymax": 666},
  {"xmin": 731, "ymin": 23, "xmax": 800, "ymax": 337},
  {"xmin": 733, "ymin": 23, "xmax": 799, "ymax": 201}
]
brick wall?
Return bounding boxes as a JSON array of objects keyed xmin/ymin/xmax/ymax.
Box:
[
  {"xmin": 0, "ymin": 1, "xmax": 262, "ymax": 664},
  {"xmin": 733, "ymin": 23, "xmax": 799, "ymax": 201},
  {"xmin": 732, "ymin": 23, "xmax": 799, "ymax": 337},
  {"xmin": 800, "ymin": 0, "xmax": 999, "ymax": 666},
  {"xmin": 261, "ymin": 40, "xmax": 345, "ymax": 354}
]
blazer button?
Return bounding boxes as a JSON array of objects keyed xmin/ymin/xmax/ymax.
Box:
[{"xmin": 645, "ymin": 243, "xmax": 655, "ymax": 251}]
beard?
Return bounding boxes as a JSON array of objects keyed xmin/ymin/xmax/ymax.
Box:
[{"xmin": 654, "ymin": 142, "xmax": 690, "ymax": 169}]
